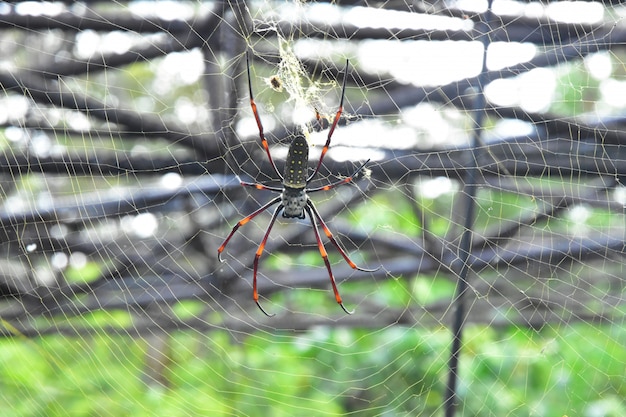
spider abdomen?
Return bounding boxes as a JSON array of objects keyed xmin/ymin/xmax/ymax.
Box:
[
  {"xmin": 282, "ymin": 187, "xmax": 307, "ymax": 219},
  {"xmin": 283, "ymin": 135, "xmax": 309, "ymax": 189}
]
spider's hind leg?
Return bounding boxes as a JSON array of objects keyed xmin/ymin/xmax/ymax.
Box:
[
  {"xmin": 307, "ymin": 201, "xmax": 380, "ymax": 273},
  {"xmin": 217, "ymin": 196, "xmax": 282, "ymax": 262},
  {"xmin": 252, "ymin": 204, "xmax": 284, "ymax": 317},
  {"xmin": 304, "ymin": 205, "xmax": 354, "ymax": 315}
]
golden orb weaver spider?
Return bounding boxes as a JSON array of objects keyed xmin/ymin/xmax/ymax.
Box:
[{"xmin": 218, "ymin": 53, "xmax": 378, "ymax": 316}]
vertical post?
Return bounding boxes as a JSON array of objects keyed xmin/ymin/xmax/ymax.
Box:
[
  {"xmin": 443, "ymin": 2, "xmax": 494, "ymax": 416},
  {"xmin": 202, "ymin": 0, "xmax": 249, "ymax": 173},
  {"xmin": 204, "ymin": 1, "xmax": 250, "ymax": 295}
]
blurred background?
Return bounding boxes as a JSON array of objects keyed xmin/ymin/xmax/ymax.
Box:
[{"xmin": 0, "ymin": 1, "xmax": 624, "ymax": 416}]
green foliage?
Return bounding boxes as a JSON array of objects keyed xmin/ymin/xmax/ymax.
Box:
[
  {"xmin": 1, "ymin": 322, "xmax": 624, "ymax": 416},
  {"xmin": 64, "ymin": 261, "xmax": 101, "ymax": 284},
  {"xmin": 552, "ymin": 62, "xmax": 600, "ymax": 116},
  {"xmin": 460, "ymin": 324, "xmax": 626, "ymax": 417},
  {"xmin": 0, "ymin": 334, "xmax": 145, "ymax": 417},
  {"xmin": 348, "ymin": 188, "xmax": 421, "ymax": 236}
]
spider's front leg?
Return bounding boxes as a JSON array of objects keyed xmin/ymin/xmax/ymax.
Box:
[{"xmin": 246, "ymin": 52, "xmax": 282, "ymax": 180}]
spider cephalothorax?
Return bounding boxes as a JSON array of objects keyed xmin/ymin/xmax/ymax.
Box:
[{"xmin": 217, "ymin": 52, "xmax": 377, "ymax": 316}]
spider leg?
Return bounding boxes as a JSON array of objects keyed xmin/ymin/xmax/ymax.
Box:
[
  {"xmin": 246, "ymin": 52, "xmax": 283, "ymax": 180},
  {"xmin": 253, "ymin": 204, "xmax": 283, "ymax": 317},
  {"xmin": 308, "ymin": 59, "xmax": 349, "ymax": 182},
  {"xmin": 240, "ymin": 181, "xmax": 283, "ymax": 193},
  {"xmin": 307, "ymin": 201, "xmax": 380, "ymax": 273},
  {"xmin": 314, "ymin": 108, "xmax": 323, "ymax": 131},
  {"xmin": 217, "ymin": 196, "xmax": 282, "ymax": 262},
  {"xmin": 307, "ymin": 159, "xmax": 370, "ymax": 193},
  {"xmin": 304, "ymin": 205, "xmax": 354, "ymax": 315}
]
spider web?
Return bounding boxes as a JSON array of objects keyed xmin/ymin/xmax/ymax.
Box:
[{"xmin": 0, "ymin": 1, "xmax": 625, "ymax": 416}]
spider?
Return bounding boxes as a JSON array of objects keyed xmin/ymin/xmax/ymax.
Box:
[{"xmin": 218, "ymin": 53, "xmax": 378, "ymax": 316}]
